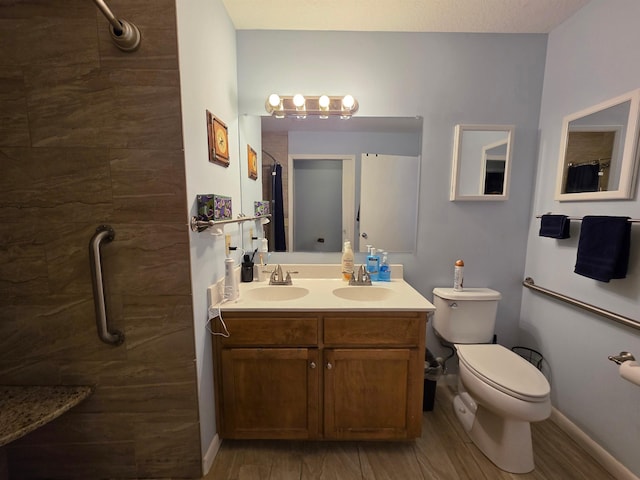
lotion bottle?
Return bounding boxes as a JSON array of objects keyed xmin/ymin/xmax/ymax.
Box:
[{"xmin": 341, "ymin": 240, "xmax": 354, "ymax": 281}]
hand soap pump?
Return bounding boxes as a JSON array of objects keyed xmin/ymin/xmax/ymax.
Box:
[
  {"xmin": 378, "ymin": 251, "xmax": 391, "ymax": 282},
  {"xmin": 366, "ymin": 246, "xmax": 380, "ymax": 281}
]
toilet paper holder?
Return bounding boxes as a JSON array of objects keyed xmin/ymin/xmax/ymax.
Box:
[{"xmin": 608, "ymin": 351, "xmax": 636, "ymax": 365}]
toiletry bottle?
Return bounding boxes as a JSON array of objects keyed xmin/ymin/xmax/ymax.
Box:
[
  {"xmin": 453, "ymin": 259, "xmax": 464, "ymax": 291},
  {"xmin": 378, "ymin": 251, "xmax": 391, "ymax": 282},
  {"xmin": 241, "ymin": 254, "xmax": 254, "ymax": 282},
  {"xmin": 224, "ymin": 257, "xmax": 238, "ymax": 300},
  {"xmin": 366, "ymin": 247, "xmax": 380, "ymax": 281},
  {"xmin": 258, "ymin": 237, "xmax": 268, "ymax": 265},
  {"xmin": 341, "ymin": 240, "xmax": 354, "ymax": 281}
]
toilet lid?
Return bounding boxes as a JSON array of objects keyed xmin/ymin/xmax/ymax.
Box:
[{"xmin": 456, "ymin": 344, "xmax": 550, "ymax": 401}]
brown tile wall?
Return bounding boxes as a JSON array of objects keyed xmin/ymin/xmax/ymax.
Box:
[{"xmin": 0, "ymin": 1, "xmax": 200, "ymax": 478}]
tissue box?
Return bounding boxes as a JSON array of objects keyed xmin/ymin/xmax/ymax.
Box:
[
  {"xmin": 197, "ymin": 194, "xmax": 232, "ymax": 221},
  {"xmin": 254, "ymin": 200, "xmax": 270, "ymax": 217}
]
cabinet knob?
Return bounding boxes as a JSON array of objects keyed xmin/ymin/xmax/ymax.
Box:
[
  {"xmin": 310, "ymin": 361, "xmax": 316, "ymax": 369},
  {"xmin": 326, "ymin": 362, "xmax": 333, "ymax": 370}
]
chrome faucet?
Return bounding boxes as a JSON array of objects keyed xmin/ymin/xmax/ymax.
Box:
[
  {"xmin": 269, "ymin": 264, "xmax": 297, "ymax": 285},
  {"xmin": 349, "ymin": 265, "xmax": 372, "ymax": 286}
]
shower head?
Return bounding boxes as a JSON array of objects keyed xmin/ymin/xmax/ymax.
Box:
[
  {"xmin": 93, "ymin": 0, "xmax": 141, "ymax": 52},
  {"xmin": 109, "ymin": 18, "xmax": 141, "ymax": 52}
]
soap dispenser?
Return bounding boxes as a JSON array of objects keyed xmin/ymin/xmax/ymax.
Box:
[
  {"xmin": 378, "ymin": 251, "xmax": 391, "ymax": 282},
  {"xmin": 366, "ymin": 246, "xmax": 380, "ymax": 281}
]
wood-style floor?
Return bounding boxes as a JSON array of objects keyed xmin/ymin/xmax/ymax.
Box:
[{"xmin": 203, "ymin": 383, "xmax": 615, "ymax": 480}]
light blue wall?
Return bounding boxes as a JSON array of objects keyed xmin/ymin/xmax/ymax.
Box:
[
  {"xmin": 237, "ymin": 31, "xmax": 547, "ymax": 357},
  {"xmin": 176, "ymin": 0, "xmax": 240, "ymax": 463},
  {"xmin": 522, "ymin": 0, "xmax": 640, "ymax": 475}
]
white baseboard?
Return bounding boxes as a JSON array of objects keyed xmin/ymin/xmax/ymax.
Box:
[
  {"xmin": 550, "ymin": 407, "xmax": 639, "ymax": 480},
  {"xmin": 202, "ymin": 434, "xmax": 222, "ymax": 477}
]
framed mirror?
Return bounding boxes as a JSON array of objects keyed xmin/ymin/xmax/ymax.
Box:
[
  {"xmin": 555, "ymin": 89, "xmax": 640, "ymax": 201},
  {"xmin": 239, "ymin": 115, "xmax": 423, "ymax": 253},
  {"xmin": 450, "ymin": 124, "xmax": 514, "ymax": 201}
]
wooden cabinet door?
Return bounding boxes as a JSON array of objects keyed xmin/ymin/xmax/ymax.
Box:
[
  {"xmin": 323, "ymin": 348, "xmax": 422, "ymax": 440},
  {"xmin": 219, "ymin": 348, "xmax": 320, "ymax": 439}
]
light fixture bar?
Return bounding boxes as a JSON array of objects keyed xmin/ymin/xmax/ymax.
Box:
[{"xmin": 265, "ymin": 94, "xmax": 359, "ymax": 118}]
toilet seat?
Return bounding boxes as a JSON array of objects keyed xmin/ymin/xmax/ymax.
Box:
[{"xmin": 456, "ymin": 344, "xmax": 550, "ymax": 402}]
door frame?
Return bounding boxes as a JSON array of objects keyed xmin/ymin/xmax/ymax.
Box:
[{"xmin": 287, "ymin": 154, "xmax": 356, "ymax": 251}]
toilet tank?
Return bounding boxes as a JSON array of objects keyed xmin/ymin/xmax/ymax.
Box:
[{"xmin": 432, "ymin": 288, "xmax": 501, "ymax": 344}]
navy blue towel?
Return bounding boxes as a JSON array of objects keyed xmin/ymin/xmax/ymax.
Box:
[
  {"xmin": 539, "ymin": 214, "xmax": 571, "ymax": 239},
  {"xmin": 574, "ymin": 216, "xmax": 631, "ymax": 282}
]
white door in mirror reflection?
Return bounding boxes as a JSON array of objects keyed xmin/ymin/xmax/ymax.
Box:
[
  {"xmin": 481, "ymin": 140, "xmax": 507, "ymax": 194},
  {"xmin": 358, "ymin": 154, "xmax": 420, "ymax": 253}
]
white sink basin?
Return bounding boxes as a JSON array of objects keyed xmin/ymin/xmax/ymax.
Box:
[
  {"xmin": 244, "ymin": 286, "xmax": 310, "ymax": 302},
  {"xmin": 332, "ymin": 286, "xmax": 394, "ymax": 302}
]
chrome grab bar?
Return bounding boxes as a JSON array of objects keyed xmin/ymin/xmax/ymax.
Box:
[
  {"xmin": 523, "ymin": 277, "xmax": 639, "ymax": 332},
  {"xmin": 89, "ymin": 225, "xmax": 124, "ymax": 346}
]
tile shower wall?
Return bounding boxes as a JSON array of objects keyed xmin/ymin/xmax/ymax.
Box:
[{"xmin": 0, "ymin": 1, "xmax": 200, "ymax": 478}]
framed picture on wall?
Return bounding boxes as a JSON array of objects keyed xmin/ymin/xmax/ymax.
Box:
[
  {"xmin": 248, "ymin": 145, "xmax": 258, "ymax": 180},
  {"xmin": 207, "ymin": 110, "xmax": 229, "ymax": 167}
]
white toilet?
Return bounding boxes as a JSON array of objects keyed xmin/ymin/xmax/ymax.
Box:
[{"xmin": 432, "ymin": 287, "xmax": 551, "ymax": 474}]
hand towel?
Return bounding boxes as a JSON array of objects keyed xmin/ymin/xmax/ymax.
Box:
[
  {"xmin": 539, "ymin": 214, "xmax": 571, "ymax": 239},
  {"xmin": 574, "ymin": 216, "xmax": 631, "ymax": 282}
]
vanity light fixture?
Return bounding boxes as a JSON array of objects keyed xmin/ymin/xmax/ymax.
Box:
[{"xmin": 264, "ymin": 94, "xmax": 359, "ymax": 119}]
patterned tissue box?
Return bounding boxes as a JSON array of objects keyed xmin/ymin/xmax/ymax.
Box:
[
  {"xmin": 197, "ymin": 194, "xmax": 232, "ymax": 221},
  {"xmin": 254, "ymin": 200, "xmax": 270, "ymax": 217}
]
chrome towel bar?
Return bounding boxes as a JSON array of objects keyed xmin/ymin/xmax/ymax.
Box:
[
  {"xmin": 89, "ymin": 225, "xmax": 124, "ymax": 346},
  {"xmin": 522, "ymin": 277, "xmax": 639, "ymax": 332},
  {"xmin": 535, "ymin": 214, "xmax": 640, "ymax": 223}
]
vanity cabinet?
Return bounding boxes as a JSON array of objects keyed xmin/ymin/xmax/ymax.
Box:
[
  {"xmin": 213, "ymin": 311, "xmax": 426, "ymax": 440},
  {"xmin": 214, "ymin": 314, "xmax": 320, "ymax": 439},
  {"xmin": 323, "ymin": 314, "xmax": 424, "ymax": 439}
]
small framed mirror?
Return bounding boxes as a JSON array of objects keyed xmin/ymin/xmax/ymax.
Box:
[
  {"xmin": 450, "ymin": 124, "xmax": 514, "ymax": 201},
  {"xmin": 555, "ymin": 89, "xmax": 640, "ymax": 201}
]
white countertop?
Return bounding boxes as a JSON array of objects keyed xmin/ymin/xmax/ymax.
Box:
[{"xmin": 209, "ymin": 264, "xmax": 435, "ymax": 312}]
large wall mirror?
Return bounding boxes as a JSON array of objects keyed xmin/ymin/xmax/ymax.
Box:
[
  {"xmin": 237, "ymin": 115, "xmax": 423, "ymax": 253},
  {"xmin": 555, "ymin": 89, "xmax": 640, "ymax": 201},
  {"xmin": 450, "ymin": 124, "xmax": 514, "ymax": 201}
]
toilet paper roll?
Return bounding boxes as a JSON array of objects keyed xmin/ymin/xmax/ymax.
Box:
[{"xmin": 620, "ymin": 360, "xmax": 640, "ymax": 386}]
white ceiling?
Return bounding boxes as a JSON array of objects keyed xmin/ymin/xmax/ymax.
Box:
[{"xmin": 222, "ymin": 0, "xmax": 590, "ymax": 33}]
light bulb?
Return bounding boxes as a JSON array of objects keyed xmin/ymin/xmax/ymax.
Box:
[
  {"xmin": 318, "ymin": 95, "xmax": 330, "ymax": 109},
  {"xmin": 342, "ymin": 94, "xmax": 355, "ymax": 110},
  {"xmin": 293, "ymin": 94, "xmax": 305, "ymax": 108},
  {"xmin": 267, "ymin": 94, "xmax": 281, "ymax": 108}
]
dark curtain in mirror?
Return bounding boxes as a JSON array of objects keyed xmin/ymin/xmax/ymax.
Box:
[
  {"xmin": 273, "ymin": 164, "xmax": 287, "ymax": 251},
  {"xmin": 484, "ymin": 171, "xmax": 505, "ymax": 194}
]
